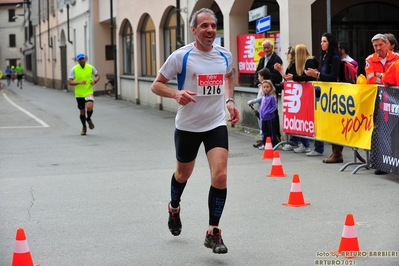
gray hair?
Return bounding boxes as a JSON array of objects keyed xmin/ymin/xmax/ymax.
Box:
[
  {"xmin": 262, "ymin": 39, "xmax": 274, "ymax": 47},
  {"xmin": 371, "ymin": 33, "xmax": 388, "ymax": 43},
  {"xmin": 190, "ymin": 8, "xmax": 217, "ymax": 28}
]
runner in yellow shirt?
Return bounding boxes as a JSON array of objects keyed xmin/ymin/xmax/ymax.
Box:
[{"xmin": 68, "ymin": 53, "xmax": 100, "ymax": 135}]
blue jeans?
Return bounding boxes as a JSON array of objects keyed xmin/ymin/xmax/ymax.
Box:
[
  {"xmin": 314, "ymin": 141, "xmax": 324, "ymax": 154},
  {"xmin": 258, "ymin": 118, "xmax": 264, "ymax": 140},
  {"xmin": 290, "ymin": 136, "xmax": 310, "ymax": 148}
]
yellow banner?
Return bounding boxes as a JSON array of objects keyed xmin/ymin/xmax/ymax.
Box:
[{"xmin": 313, "ymin": 82, "xmax": 378, "ymax": 149}]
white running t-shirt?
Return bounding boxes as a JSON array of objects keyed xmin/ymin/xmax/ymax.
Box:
[{"xmin": 159, "ymin": 43, "xmax": 234, "ymax": 132}]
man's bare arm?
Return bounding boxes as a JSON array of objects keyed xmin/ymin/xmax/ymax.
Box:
[{"xmin": 151, "ymin": 73, "xmax": 196, "ymax": 106}]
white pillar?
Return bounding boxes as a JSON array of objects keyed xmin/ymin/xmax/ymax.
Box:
[{"xmin": 277, "ymin": 0, "xmax": 316, "ymax": 67}]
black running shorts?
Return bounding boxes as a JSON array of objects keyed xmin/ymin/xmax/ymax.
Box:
[
  {"xmin": 174, "ymin": 125, "xmax": 228, "ymax": 163},
  {"xmin": 76, "ymin": 96, "xmax": 94, "ymax": 110}
]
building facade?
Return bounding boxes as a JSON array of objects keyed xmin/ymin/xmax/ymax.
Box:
[
  {"xmin": 27, "ymin": 0, "xmax": 399, "ymax": 128},
  {"xmin": 0, "ymin": 0, "xmax": 27, "ymax": 75}
]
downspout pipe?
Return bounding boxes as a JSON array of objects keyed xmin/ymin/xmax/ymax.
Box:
[
  {"xmin": 67, "ymin": 4, "xmax": 73, "ymax": 44},
  {"xmin": 27, "ymin": 0, "xmax": 32, "ymax": 44},
  {"xmin": 110, "ymin": 0, "xmax": 118, "ymax": 100},
  {"xmin": 47, "ymin": 0, "xmax": 52, "ymax": 48},
  {"xmin": 176, "ymin": 0, "xmax": 182, "ymax": 49},
  {"xmin": 38, "ymin": 0, "xmax": 43, "ymax": 49},
  {"xmin": 327, "ymin": 0, "xmax": 331, "ymax": 33}
]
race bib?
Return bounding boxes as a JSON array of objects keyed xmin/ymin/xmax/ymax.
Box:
[
  {"xmin": 85, "ymin": 94, "xmax": 94, "ymax": 101},
  {"xmin": 197, "ymin": 74, "xmax": 224, "ymax": 96}
]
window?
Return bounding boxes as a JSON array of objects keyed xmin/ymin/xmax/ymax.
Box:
[
  {"xmin": 9, "ymin": 59, "xmax": 17, "ymax": 68},
  {"xmin": 122, "ymin": 20, "xmax": 134, "ymax": 75},
  {"xmin": 105, "ymin": 45, "xmax": 114, "ymax": 60},
  {"xmin": 50, "ymin": 0, "xmax": 55, "ymax": 16},
  {"xmin": 164, "ymin": 8, "xmax": 184, "ymax": 60},
  {"xmin": 9, "ymin": 34, "xmax": 16, "ymax": 47},
  {"xmin": 26, "ymin": 54, "xmax": 32, "ymax": 71},
  {"xmin": 42, "ymin": 0, "xmax": 48, "ymax": 21},
  {"xmin": 9, "ymin": 9, "xmax": 16, "ymax": 22},
  {"xmin": 141, "ymin": 15, "xmax": 156, "ymax": 76}
]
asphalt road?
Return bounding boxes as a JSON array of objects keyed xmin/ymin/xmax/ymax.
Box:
[{"xmin": 1, "ymin": 81, "xmax": 398, "ymax": 266}]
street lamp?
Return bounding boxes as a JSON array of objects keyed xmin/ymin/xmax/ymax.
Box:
[{"xmin": 12, "ymin": 14, "xmax": 25, "ymax": 20}]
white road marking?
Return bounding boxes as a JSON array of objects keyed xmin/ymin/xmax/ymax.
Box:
[{"xmin": 1, "ymin": 92, "xmax": 50, "ymax": 128}]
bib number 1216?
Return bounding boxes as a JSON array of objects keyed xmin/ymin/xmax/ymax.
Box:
[
  {"xmin": 202, "ymin": 85, "xmax": 221, "ymax": 95},
  {"xmin": 197, "ymin": 74, "xmax": 224, "ymax": 96}
]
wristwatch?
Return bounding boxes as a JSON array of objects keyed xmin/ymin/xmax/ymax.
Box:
[{"xmin": 225, "ymin": 97, "xmax": 235, "ymax": 104}]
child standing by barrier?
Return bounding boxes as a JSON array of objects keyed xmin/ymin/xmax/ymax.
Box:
[
  {"xmin": 247, "ymin": 68, "xmax": 271, "ymax": 149},
  {"xmin": 259, "ymin": 80, "xmax": 278, "ymax": 147}
]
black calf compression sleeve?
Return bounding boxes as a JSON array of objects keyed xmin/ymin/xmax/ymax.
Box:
[
  {"xmin": 80, "ymin": 115, "xmax": 86, "ymax": 127},
  {"xmin": 170, "ymin": 173, "xmax": 187, "ymax": 208},
  {"xmin": 208, "ymin": 186, "xmax": 227, "ymax": 226}
]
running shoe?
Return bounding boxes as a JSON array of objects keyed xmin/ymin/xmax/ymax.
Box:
[
  {"xmin": 87, "ymin": 118, "xmax": 95, "ymax": 130},
  {"xmin": 294, "ymin": 144, "xmax": 310, "ymax": 153},
  {"xmin": 168, "ymin": 203, "xmax": 182, "ymax": 236},
  {"xmin": 81, "ymin": 127, "xmax": 87, "ymax": 136},
  {"xmin": 204, "ymin": 228, "xmax": 228, "ymax": 254},
  {"xmin": 306, "ymin": 150, "xmax": 323, "ymax": 156},
  {"xmin": 282, "ymin": 144, "xmax": 294, "ymax": 151}
]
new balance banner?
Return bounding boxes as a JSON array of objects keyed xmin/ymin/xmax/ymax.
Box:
[
  {"xmin": 237, "ymin": 34, "xmax": 264, "ymax": 74},
  {"xmin": 313, "ymin": 82, "xmax": 377, "ymax": 149},
  {"xmin": 370, "ymin": 86, "xmax": 399, "ymax": 174},
  {"xmin": 282, "ymin": 82, "xmax": 315, "ymax": 137}
]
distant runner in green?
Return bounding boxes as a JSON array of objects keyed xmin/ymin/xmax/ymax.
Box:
[{"xmin": 15, "ymin": 63, "xmax": 24, "ymax": 89}]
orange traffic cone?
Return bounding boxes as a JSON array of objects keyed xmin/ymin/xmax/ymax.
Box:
[
  {"xmin": 335, "ymin": 214, "xmax": 360, "ymax": 258},
  {"xmin": 261, "ymin": 137, "xmax": 274, "ymax": 160},
  {"xmin": 282, "ymin": 174, "xmax": 310, "ymax": 207},
  {"xmin": 267, "ymin": 151, "xmax": 286, "ymax": 177},
  {"xmin": 11, "ymin": 228, "xmax": 40, "ymax": 266}
]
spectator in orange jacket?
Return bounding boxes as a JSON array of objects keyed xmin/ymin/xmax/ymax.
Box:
[
  {"xmin": 365, "ymin": 33, "xmax": 399, "ymax": 84},
  {"xmin": 382, "ymin": 60, "xmax": 399, "ymax": 86}
]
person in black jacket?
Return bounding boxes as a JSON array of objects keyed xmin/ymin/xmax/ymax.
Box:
[
  {"xmin": 305, "ymin": 32, "xmax": 342, "ymax": 162},
  {"xmin": 255, "ymin": 40, "xmax": 283, "ymax": 141},
  {"xmin": 254, "ymin": 40, "xmax": 283, "ymax": 92}
]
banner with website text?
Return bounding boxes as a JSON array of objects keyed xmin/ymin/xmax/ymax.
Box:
[
  {"xmin": 370, "ymin": 86, "xmax": 399, "ymax": 175},
  {"xmin": 313, "ymin": 82, "xmax": 377, "ymax": 150}
]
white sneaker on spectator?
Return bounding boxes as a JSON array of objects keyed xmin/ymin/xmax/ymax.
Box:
[
  {"xmin": 258, "ymin": 145, "xmax": 265, "ymax": 150},
  {"xmin": 282, "ymin": 144, "xmax": 294, "ymax": 151},
  {"xmin": 294, "ymin": 144, "xmax": 311, "ymax": 153},
  {"xmin": 306, "ymin": 150, "xmax": 323, "ymax": 156}
]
